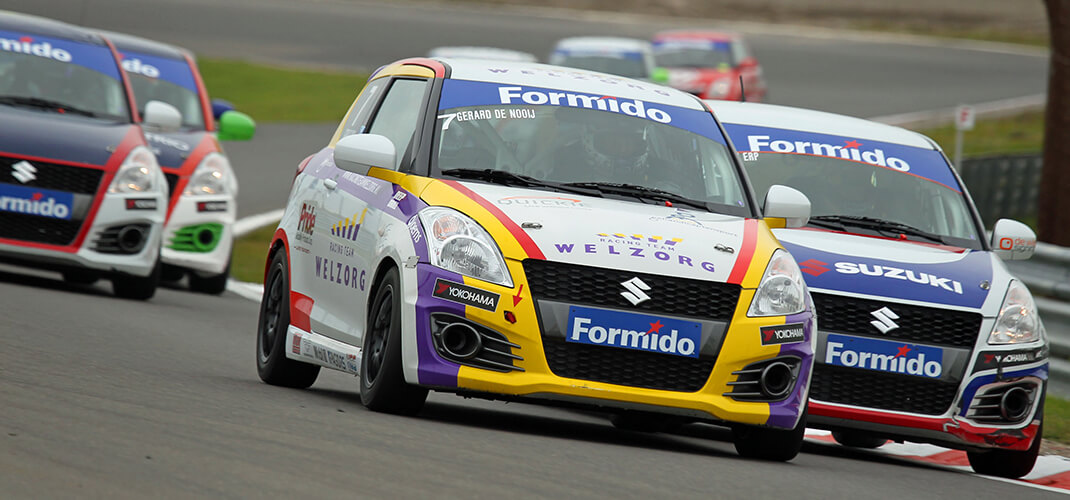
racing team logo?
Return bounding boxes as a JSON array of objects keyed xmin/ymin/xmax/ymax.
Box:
[
  {"xmin": 296, "ymin": 202, "xmax": 315, "ymax": 245},
  {"xmin": 433, "ymin": 278, "xmax": 500, "ymax": 311},
  {"xmin": 825, "ymin": 334, "xmax": 943, "ymax": 378},
  {"xmin": 869, "ymin": 307, "xmax": 900, "ymax": 334},
  {"xmin": 331, "ymin": 208, "xmax": 366, "ymax": 241},
  {"xmin": 11, "ymin": 160, "xmax": 36, "ymax": 183},
  {"xmin": 760, "ymin": 324, "xmax": 806, "ymax": 345},
  {"xmin": 620, "ymin": 277, "xmax": 651, "ymax": 306},
  {"xmin": 0, "ymin": 183, "xmax": 73, "ymax": 220}
]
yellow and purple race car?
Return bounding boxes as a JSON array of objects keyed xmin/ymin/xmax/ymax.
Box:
[{"xmin": 256, "ymin": 57, "xmax": 816, "ymax": 460}]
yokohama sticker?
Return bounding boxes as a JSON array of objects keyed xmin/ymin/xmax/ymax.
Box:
[
  {"xmin": 760, "ymin": 323, "xmax": 806, "ymax": 345},
  {"xmin": 432, "ymin": 278, "xmax": 500, "ymax": 311}
]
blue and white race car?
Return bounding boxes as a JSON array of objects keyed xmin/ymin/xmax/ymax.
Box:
[{"xmin": 709, "ymin": 100, "xmax": 1048, "ymax": 478}]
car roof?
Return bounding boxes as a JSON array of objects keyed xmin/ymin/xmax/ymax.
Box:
[
  {"xmin": 0, "ymin": 9, "xmax": 107, "ymax": 46},
  {"xmin": 553, "ymin": 36, "xmax": 653, "ymax": 53},
  {"xmin": 439, "ymin": 58, "xmax": 704, "ymax": 110},
  {"xmin": 705, "ymin": 100, "xmax": 937, "ymax": 149},
  {"xmin": 98, "ymin": 29, "xmax": 192, "ymax": 61},
  {"xmin": 653, "ymin": 30, "xmax": 740, "ymax": 43},
  {"xmin": 428, "ymin": 46, "xmax": 537, "ymax": 63}
]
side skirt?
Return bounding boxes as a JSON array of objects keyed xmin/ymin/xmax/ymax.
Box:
[{"xmin": 285, "ymin": 325, "xmax": 363, "ymax": 375}]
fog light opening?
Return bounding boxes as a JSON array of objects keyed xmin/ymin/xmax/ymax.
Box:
[
  {"xmin": 440, "ymin": 323, "xmax": 482, "ymax": 360},
  {"xmin": 117, "ymin": 225, "xmax": 146, "ymax": 253},
  {"xmin": 759, "ymin": 362, "xmax": 794, "ymax": 399},
  {"xmin": 1000, "ymin": 387, "xmax": 1032, "ymax": 421}
]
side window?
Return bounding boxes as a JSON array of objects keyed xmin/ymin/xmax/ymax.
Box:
[
  {"xmin": 340, "ymin": 79, "xmax": 387, "ymax": 138},
  {"xmin": 366, "ymin": 78, "xmax": 429, "ymax": 170}
]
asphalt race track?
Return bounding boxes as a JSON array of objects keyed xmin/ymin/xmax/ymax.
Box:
[{"xmin": 0, "ymin": 0, "xmax": 1061, "ymax": 497}]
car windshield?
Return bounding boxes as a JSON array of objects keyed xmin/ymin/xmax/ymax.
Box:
[
  {"xmin": 729, "ymin": 125, "xmax": 983, "ymax": 248},
  {"xmin": 121, "ymin": 51, "xmax": 205, "ymax": 129},
  {"xmin": 0, "ymin": 31, "xmax": 129, "ymax": 121},
  {"xmin": 550, "ymin": 53, "xmax": 648, "ymax": 79},
  {"xmin": 434, "ymin": 80, "xmax": 750, "ymax": 216},
  {"xmin": 654, "ymin": 44, "xmax": 735, "ymax": 68}
]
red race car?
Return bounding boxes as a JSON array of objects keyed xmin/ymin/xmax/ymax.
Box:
[{"xmin": 652, "ymin": 30, "xmax": 767, "ymax": 102}]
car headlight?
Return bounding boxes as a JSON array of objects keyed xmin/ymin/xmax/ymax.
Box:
[
  {"xmin": 184, "ymin": 152, "xmax": 236, "ymax": 196},
  {"xmin": 418, "ymin": 206, "xmax": 513, "ymax": 287},
  {"xmin": 748, "ymin": 249, "xmax": 807, "ymax": 317},
  {"xmin": 108, "ymin": 146, "xmax": 160, "ymax": 194},
  {"xmin": 989, "ymin": 280, "xmax": 1042, "ymax": 344},
  {"xmin": 707, "ymin": 77, "xmax": 733, "ymax": 98}
]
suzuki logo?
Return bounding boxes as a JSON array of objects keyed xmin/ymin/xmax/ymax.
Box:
[
  {"xmin": 620, "ymin": 277, "xmax": 651, "ymax": 306},
  {"xmin": 799, "ymin": 259, "xmax": 829, "ymax": 276},
  {"xmin": 12, "ymin": 160, "xmax": 37, "ymax": 183},
  {"xmin": 869, "ymin": 307, "xmax": 900, "ymax": 334}
]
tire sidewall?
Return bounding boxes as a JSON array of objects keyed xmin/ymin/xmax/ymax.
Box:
[
  {"xmin": 360, "ymin": 268, "xmax": 401, "ymax": 403},
  {"xmin": 257, "ymin": 250, "xmax": 290, "ymax": 377}
]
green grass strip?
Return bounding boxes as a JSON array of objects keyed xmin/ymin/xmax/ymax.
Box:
[{"xmin": 197, "ymin": 59, "xmax": 368, "ymax": 123}]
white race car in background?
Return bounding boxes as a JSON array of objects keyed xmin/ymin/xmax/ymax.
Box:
[
  {"xmin": 709, "ymin": 99, "xmax": 1048, "ymax": 479},
  {"xmin": 427, "ymin": 46, "xmax": 537, "ymax": 62},
  {"xmin": 104, "ymin": 30, "xmax": 255, "ymax": 294},
  {"xmin": 549, "ymin": 36, "xmax": 665, "ymax": 83}
]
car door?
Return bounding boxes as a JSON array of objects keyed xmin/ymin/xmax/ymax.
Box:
[{"xmin": 311, "ymin": 76, "xmax": 432, "ymax": 347}]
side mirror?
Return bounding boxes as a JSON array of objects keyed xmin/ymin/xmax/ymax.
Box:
[
  {"xmin": 142, "ymin": 100, "xmax": 182, "ymax": 131},
  {"xmin": 991, "ymin": 219, "xmax": 1036, "ymax": 261},
  {"xmin": 650, "ymin": 67, "xmax": 670, "ymax": 85},
  {"xmin": 217, "ymin": 110, "xmax": 256, "ymax": 141},
  {"xmin": 211, "ymin": 98, "xmax": 235, "ymax": 120},
  {"xmin": 764, "ymin": 185, "xmax": 810, "ymax": 228},
  {"xmin": 334, "ymin": 134, "xmax": 396, "ymax": 175}
]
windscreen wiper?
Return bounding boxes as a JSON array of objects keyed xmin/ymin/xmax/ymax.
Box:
[
  {"xmin": 0, "ymin": 96, "xmax": 99, "ymax": 117},
  {"xmin": 440, "ymin": 168, "xmax": 601, "ymax": 197},
  {"xmin": 561, "ymin": 181, "xmax": 713, "ymax": 212},
  {"xmin": 809, "ymin": 215, "xmax": 948, "ymax": 244}
]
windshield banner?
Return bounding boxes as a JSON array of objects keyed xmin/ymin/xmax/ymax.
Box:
[
  {"xmin": 439, "ymin": 79, "xmax": 727, "ymax": 144},
  {"xmin": 0, "ymin": 29, "xmax": 122, "ymax": 80},
  {"xmin": 118, "ymin": 50, "xmax": 198, "ymax": 93},
  {"xmin": 653, "ymin": 39, "xmax": 732, "ymax": 51},
  {"xmin": 723, "ymin": 123, "xmax": 962, "ymax": 192}
]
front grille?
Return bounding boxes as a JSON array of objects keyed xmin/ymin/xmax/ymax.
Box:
[
  {"xmin": 164, "ymin": 173, "xmax": 179, "ymax": 199},
  {"xmin": 0, "ymin": 212, "xmax": 83, "ymax": 245},
  {"xmin": 811, "ymin": 364, "xmax": 960, "ymax": 415},
  {"xmin": 523, "ymin": 260, "xmax": 740, "ymax": 320},
  {"xmin": 0, "ymin": 156, "xmax": 104, "ymax": 194},
  {"xmin": 813, "ymin": 293, "xmax": 982, "ymax": 348},
  {"xmin": 542, "ymin": 338, "xmax": 715, "ymax": 392}
]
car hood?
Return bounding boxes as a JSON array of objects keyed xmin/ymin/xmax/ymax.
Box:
[
  {"xmin": 143, "ymin": 130, "xmax": 211, "ymax": 169},
  {"xmin": 0, "ymin": 107, "xmax": 134, "ymax": 166},
  {"xmin": 450, "ymin": 182, "xmax": 753, "ymax": 283},
  {"xmin": 773, "ymin": 228, "xmax": 994, "ymax": 309}
]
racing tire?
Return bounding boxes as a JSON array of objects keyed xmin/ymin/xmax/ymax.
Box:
[
  {"xmin": 967, "ymin": 423, "xmax": 1042, "ymax": 479},
  {"xmin": 112, "ymin": 259, "xmax": 160, "ymax": 300},
  {"xmin": 161, "ymin": 264, "xmax": 185, "ymax": 282},
  {"xmin": 256, "ymin": 249, "xmax": 320, "ymax": 388},
  {"xmin": 832, "ymin": 430, "xmax": 887, "ymax": 449},
  {"xmin": 360, "ymin": 267, "xmax": 428, "ymax": 415},
  {"xmin": 731, "ymin": 407, "xmax": 807, "ymax": 462},
  {"xmin": 62, "ymin": 270, "xmax": 99, "ymax": 285},
  {"xmin": 189, "ymin": 262, "xmax": 230, "ymax": 295}
]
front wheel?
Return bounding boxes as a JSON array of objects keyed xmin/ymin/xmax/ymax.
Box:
[
  {"xmin": 732, "ymin": 407, "xmax": 807, "ymax": 461},
  {"xmin": 112, "ymin": 260, "xmax": 160, "ymax": 300},
  {"xmin": 359, "ymin": 267, "xmax": 427, "ymax": 415},
  {"xmin": 256, "ymin": 249, "xmax": 319, "ymax": 388},
  {"xmin": 967, "ymin": 423, "xmax": 1042, "ymax": 479},
  {"xmin": 189, "ymin": 261, "xmax": 230, "ymax": 295},
  {"xmin": 832, "ymin": 430, "xmax": 887, "ymax": 449}
]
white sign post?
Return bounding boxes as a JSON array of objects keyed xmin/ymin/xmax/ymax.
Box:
[{"xmin": 953, "ymin": 104, "xmax": 975, "ymax": 170}]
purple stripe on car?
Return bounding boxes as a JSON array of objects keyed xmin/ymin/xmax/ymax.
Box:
[
  {"xmin": 414, "ymin": 265, "xmax": 465, "ymax": 386},
  {"xmin": 765, "ymin": 308, "xmax": 816, "ymax": 429}
]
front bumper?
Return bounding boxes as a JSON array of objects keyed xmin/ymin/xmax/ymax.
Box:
[
  {"xmin": 161, "ymin": 194, "xmax": 234, "ymax": 275},
  {"xmin": 404, "ymin": 261, "xmax": 815, "ymax": 429},
  {"xmin": 809, "ymin": 363, "xmax": 1047, "ymax": 451},
  {"xmin": 0, "ymin": 192, "xmax": 165, "ymax": 277}
]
